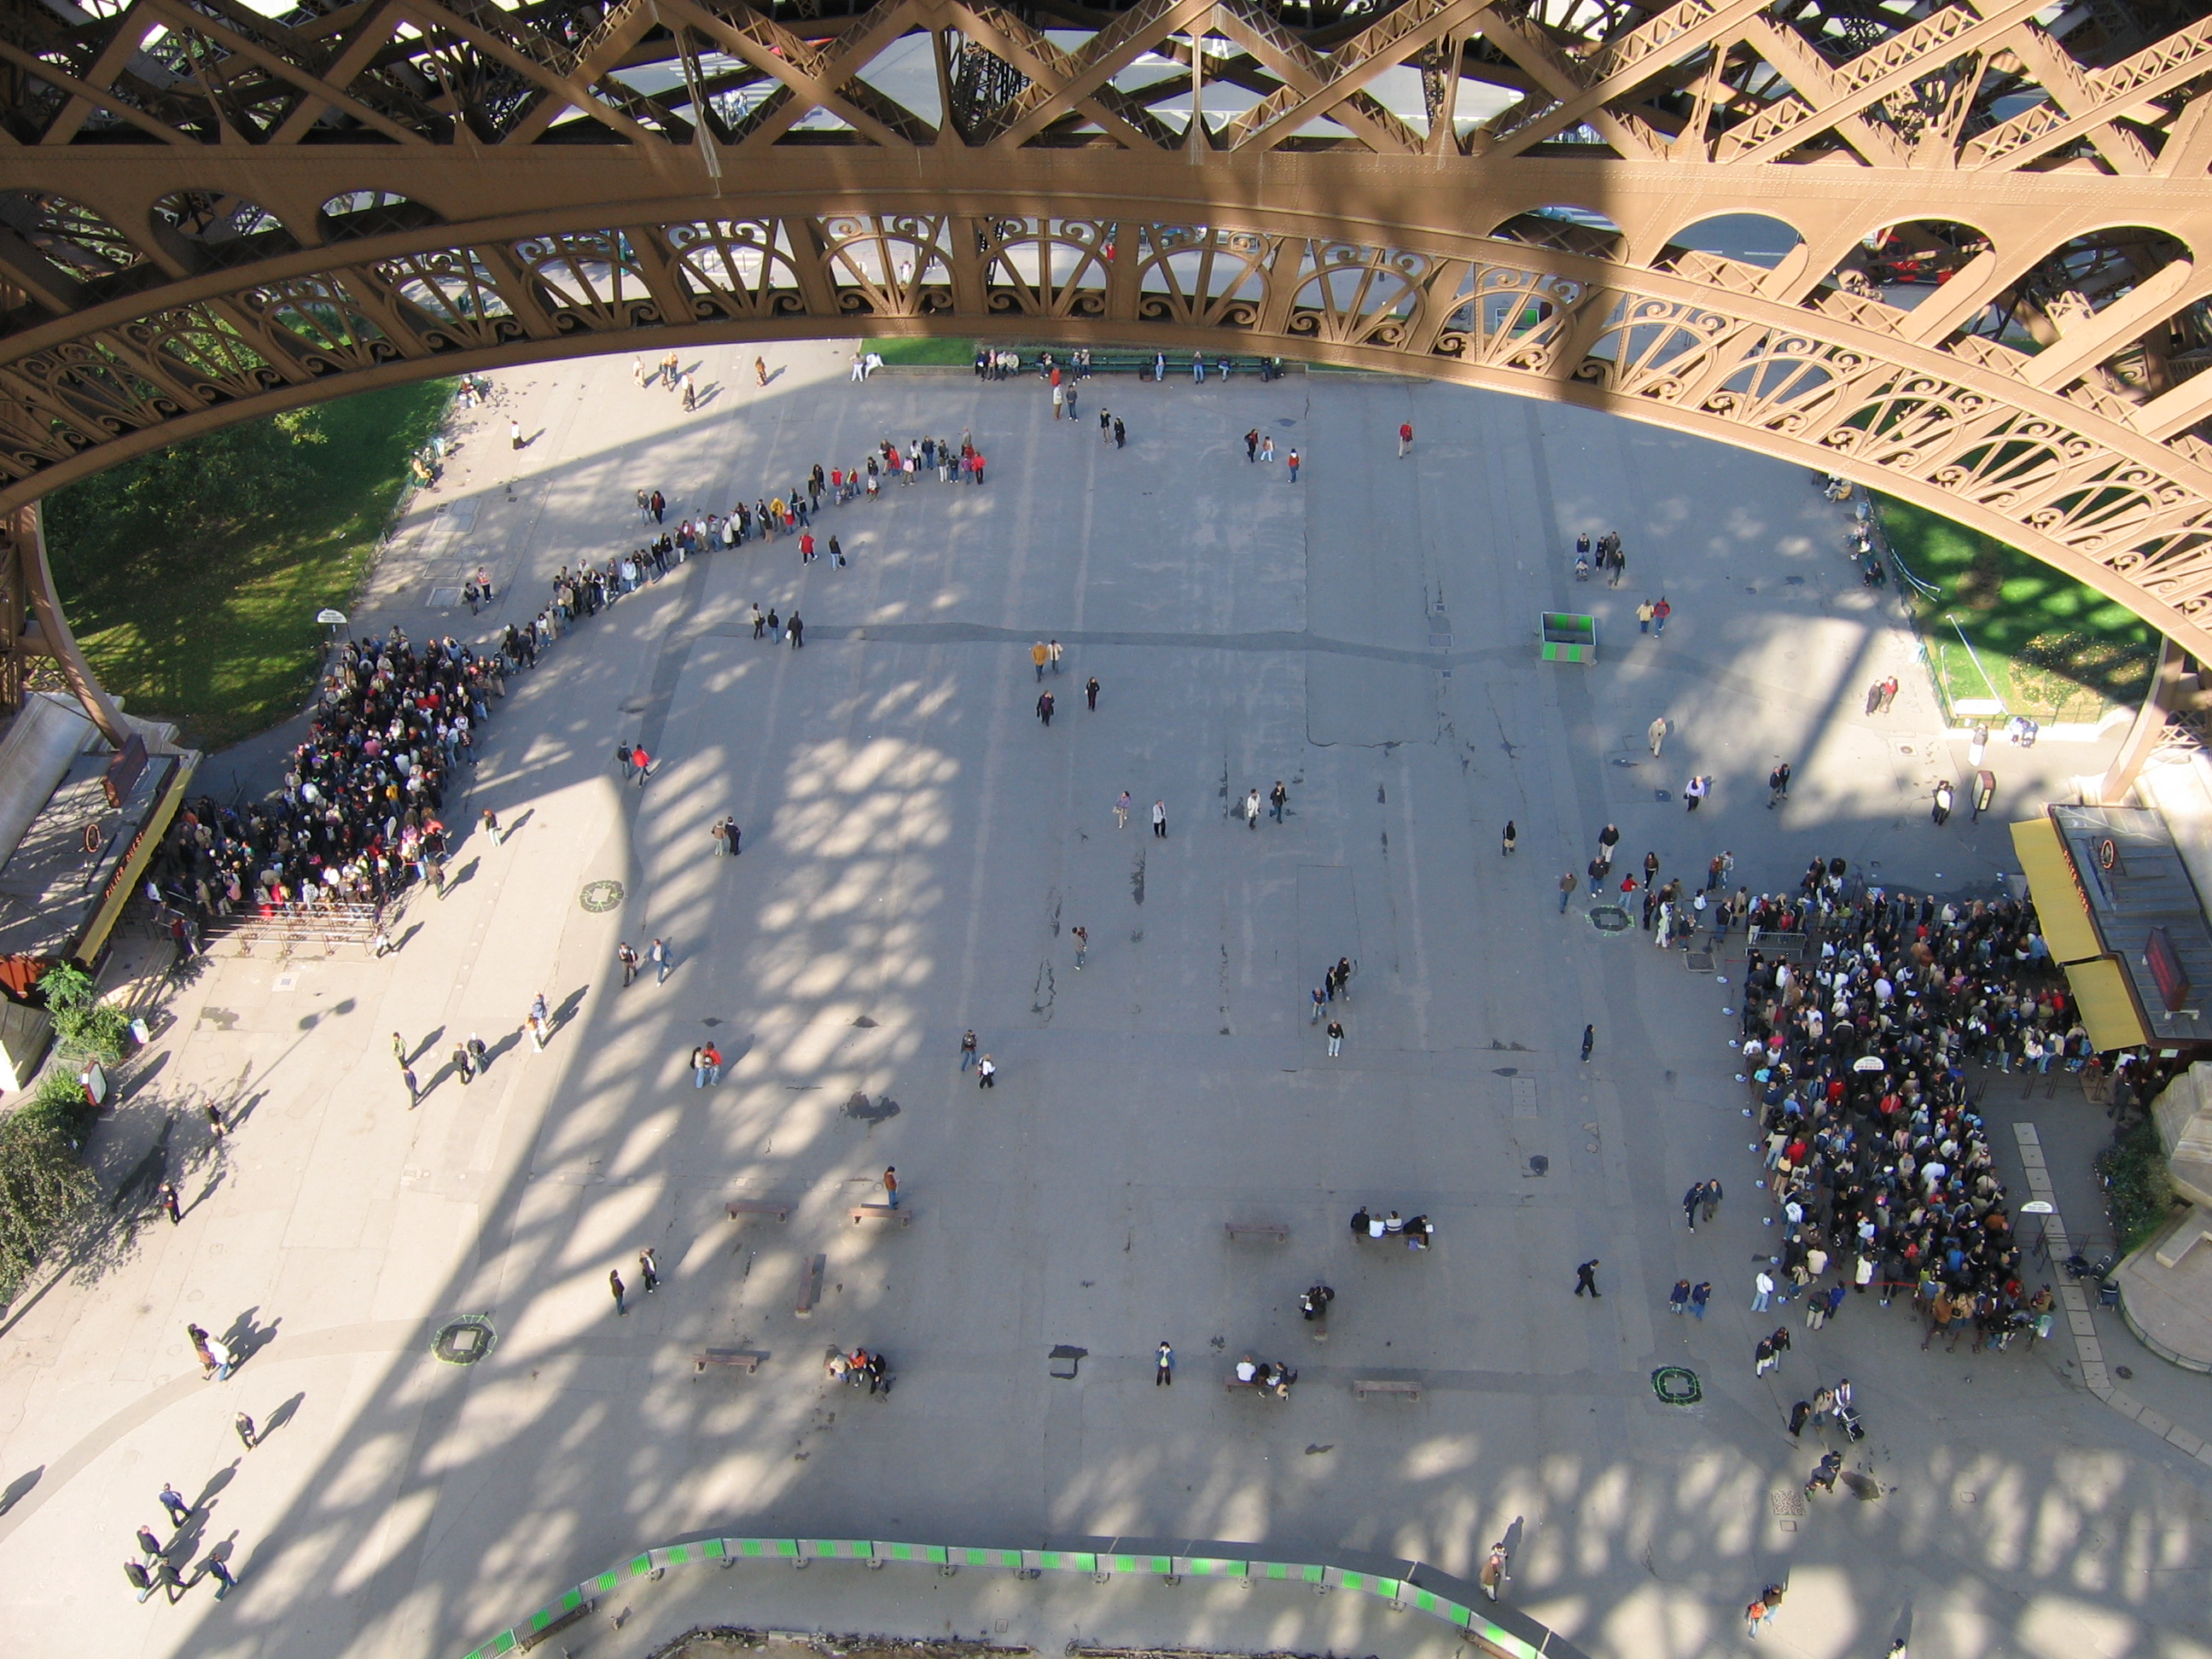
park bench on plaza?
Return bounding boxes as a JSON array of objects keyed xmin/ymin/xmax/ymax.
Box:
[
  {"xmin": 1224, "ymin": 1220, "xmax": 1289, "ymax": 1243},
  {"xmin": 693, "ymin": 1348, "xmax": 766, "ymax": 1376},
  {"xmin": 1354, "ymin": 1378, "xmax": 1423, "ymax": 1400},
  {"xmin": 850, "ymin": 1203, "xmax": 911, "ymax": 1227},
  {"xmin": 726, "ymin": 1198, "xmax": 790, "ymax": 1223}
]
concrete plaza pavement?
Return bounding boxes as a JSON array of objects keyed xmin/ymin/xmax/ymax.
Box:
[{"xmin": 0, "ymin": 341, "xmax": 2204, "ymax": 1659}]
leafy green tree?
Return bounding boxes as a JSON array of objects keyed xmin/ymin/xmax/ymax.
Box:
[
  {"xmin": 46, "ymin": 405, "xmax": 328, "ymax": 549},
  {"xmin": 38, "ymin": 963, "xmax": 131, "ymax": 1064},
  {"xmin": 0, "ymin": 1073, "xmax": 97, "ymax": 1303}
]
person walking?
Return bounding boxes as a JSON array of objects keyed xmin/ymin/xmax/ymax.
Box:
[
  {"xmin": 1243, "ymin": 788, "xmax": 1260, "ymax": 830},
  {"xmin": 1031, "ymin": 641, "xmax": 1048, "ymax": 682},
  {"xmin": 160, "ymin": 1182, "xmax": 183, "ymax": 1225},
  {"xmin": 1326, "ymin": 1018, "xmax": 1343, "ymax": 1057},
  {"xmin": 1286, "ymin": 448, "xmax": 1301, "ymax": 482},
  {"xmin": 1047, "ymin": 639, "xmax": 1063, "ymax": 676},
  {"xmin": 1398, "ymin": 420, "xmax": 1413, "ymax": 458},
  {"xmin": 1690, "ymin": 1280, "xmax": 1711, "ymax": 1318},
  {"xmin": 959, "ymin": 1030, "xmax": 979, "ymax": 1070},
  {"xmin": 632, "ymin": 744, "xmax": 653, "ymax": 785},
  {"xmin": 1244, "ymin": 428, "xmax": 1260, "ymax": 463},
  {"xmin": 451, "ymin": 1041, "xmax": 474, "ymax": 1086},
  {"xmin": 235, "ymin": 1411, "xmax": 258, "ymax": 1451},
  {"xmin": 1152, "ymin": 800, "xmax": 1167, "ymax": 838},
  {"xmin": 1877, "ymin": 676, "xmax": 1899, "ymax": 712},
  {"xmin": 527, "ymin": 992, "xmax": 550, "ymax": 1051},
  {"xmin": 401, "ymin": 1061, "xmax": 419, "ymax": 1104},
  {"xmin": 1499, "ymin": 820, "xmax": 1515, "ymax": 854},
  {"xmin": 1271, "ymin": 780, "xmax": 1288, "ymax": 823},
  {"xmin": 1580, "ymin": 1023, "xmax": 1594, "ymax": 1062},
  {"xmin": 882, "ymin": 1167, "xmax": 899, "ymax": 1209},
  {"xmin": 1767, "ymin": 762, "xmax": 1791, "ymax": 807},
  {"xmin": 1637, "ymin": 599, "xmax": 1655, "ymax": 633},
  {"xmin": 1311, "ymin": 986, "xmax": 1328, "ymax": 1025},
  {"xmin": 1700, "ymin": 1179, "xmax": 1722, "ymax": 1223},
  {"xmin": 1648, "ymin": 716, "xmax": 1667, "ymax": 756},
  {"xmin": 976, "ymin": 1054, "xmax": 997, "ymax": 1088},
  {"xmin": 1479, "ymin": 1542, "xmax": 1508, "ymax": 1603},
  {"xmin": 698, "ymin": 1041, "xmax": 722, "ymax": 1086},
  {"xmin": 1036, "ymin": 690, "xmax": 1055, "ymax": 728},
  {"xmin": 787, "ymin": 612, "xmax": 804, "ymax": 648},
  {"xmin": 1115, "ymin": 791, "xmax": 1131, "ymax": 830},
  {"xmin": 1086, "ymin": 676, "xmax": 1100, "ymax": 711},
  {"xmin": 1558, "ymin": 870, "xmax": 1578, "ymax": 913},
  {"xmin": 618, "ymin": 941, "xmax": 640, "ymax": 987},
  {"xmin": 1071, "ymin": 925, "xmax": 1088, "ymax": 969},
  {"xmin": 159, "ymin": 1482, "xmax": 192, "ymax": 1527},
  {"xmin": 1683, "ymin": 1181, "xmax": 1704, "ymax": 1231},
  {"xmin": 609, "ymin": 1268, "xmax": 627, "ymax": 1316},
  {"xmin": 1668, "ymin": 1278, "xmax": 1691, "ymax": 1314},
  {"xmin": 638, "ymin": 1247, "xmax": 660, "ymax": 1294},
  {"xmin": 1596, "ymin": 823, "xmax": 1620, "ymax": 869},
  {"xmin": 509, "ymin": 418, "xmax": 522, "ymax": 451},
  {"xmin": 204, "ymin": 1554, "xmax": 239, "ymax": 1599},
  {"xmin": 1155, "ymin": 1340, "xmax": 1173, "ymax": 1385},
  {"xmin": 1931, "ymin": 779, "xmax": 1954, "ymax": 824},
  {"xmin": 1574, "ymin": 1259, "xmax": 1601, "ymax": 1297},
  {"xmin": 1683, "ymin": 774, "xmax": 1708, "ymax": 812},
  {"xmin": 649, "ymin": 938, "xmax": 671, "ymax": 984},
  {"xmin": 1753, "ymin": 1268, "xmax": 1775, "ymax": 1312}
]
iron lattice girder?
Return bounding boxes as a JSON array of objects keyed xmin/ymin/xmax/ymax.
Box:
[
  {"xmin": 3, "ymin": 0, "xmax": 2210, "ymax": 165},
  {"xmin": 4, "ymin": 146, "xmax": 2212, "ymax": 647}
]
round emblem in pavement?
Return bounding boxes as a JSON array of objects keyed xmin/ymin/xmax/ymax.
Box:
[
  {"xmin": 1588, "ymin": 905, "xmax": 1632, "ymax": 932},
  {"xmin": 433, "ymin": 1315, "xmax": 497, "ymax": 1365},
  {"xmin": 1652, "ymin": 1365, "xmax": 1701, "ymax": 1406},
  {"xmin": 579, "ymin": 879, "xmax": 625, "ymax": 912}
]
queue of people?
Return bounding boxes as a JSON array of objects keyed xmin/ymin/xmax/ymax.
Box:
[
  {"xmin": 147, "ymin": 627, "xmax": 501, "ymax": 920},
  {"xmin": 1730, "ymin": 885, "xmax": 2169, "ymax": 1355}
]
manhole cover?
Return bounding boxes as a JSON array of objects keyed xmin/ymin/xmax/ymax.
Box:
[
  {"xmin": 1768, "ymin": 1488, "xmax": 1807, "ymax": 1517},
  {"xmin": 579, "ymin": 879, "xmax": 626, "ymax": 912},
  {"xmin": 1653, "ymin": 1366, "xmax": 1702, "ymax": 1406},
  {"xmin": 1589, "ymin": 905, "xmax": 1632, "ymax": 932},
  {"xmin": 432, "ymin": 1315, "xmax": 496, "ymax": 1365}
]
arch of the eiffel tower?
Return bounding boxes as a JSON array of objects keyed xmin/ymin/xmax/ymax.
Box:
[{"xmin": 3, "ymin": 0, "xmax": 2212, "ymax": 763}]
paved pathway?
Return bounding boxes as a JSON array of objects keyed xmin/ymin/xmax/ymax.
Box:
[{"xmin": 0, "ymin": 342, "xmax": 2203, "ymax": 1659}]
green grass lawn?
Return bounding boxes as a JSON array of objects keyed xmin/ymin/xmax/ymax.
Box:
[
  {"xmin": 1879, "ymin": 494, "xmax": 2157, "ymax": 725},
  {"xmin": 862, "ymin": 337, "xmax": 976, "ymax": 366},
  {"xmin": 44, "ymin": 380, "xmax": 451, "ymax": 749}
]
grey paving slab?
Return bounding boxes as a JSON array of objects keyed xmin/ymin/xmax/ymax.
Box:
[{"xmin": 0, "ymin": 342, "xmax": 2202, "ymax": 1659}]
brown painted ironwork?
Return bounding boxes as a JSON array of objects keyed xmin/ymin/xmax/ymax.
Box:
[{"xmin": 3, "ymin": 1, "xmax": 2212, "ymax": 656}]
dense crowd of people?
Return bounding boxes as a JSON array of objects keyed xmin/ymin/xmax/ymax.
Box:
[
  {"xmin": 1729, "ymin": 879, "xmax": 2169, "ymax": 1353},
  {"xmin": 148, "ymin": 624, "xmax": 507, "ymax": 927}
]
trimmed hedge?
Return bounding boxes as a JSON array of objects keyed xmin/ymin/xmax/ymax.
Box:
[{"xmin": 2100, "ymin": 1116, "xmax": 2177, "ymax": 1257}]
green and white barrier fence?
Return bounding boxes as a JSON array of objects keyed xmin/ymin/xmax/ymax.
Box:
[{"xmin": 462, "ymin": 1535, "xmax": 1578, "ymax": 1659}]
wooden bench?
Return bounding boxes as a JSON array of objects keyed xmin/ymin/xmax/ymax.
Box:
[
  {"xmin": 850, "ymin": 1204, "xmax": 911, "ymax": 1228},
  {"xmin": 693, "ymin": 1348, "xmax": 766, "ymax": 1375},
  {"xmin": 1223, "ymin": 1375, "xmax": 1266, "ymax": 1392},
  {"xmin": 1354, "ymin": 1379, "xmax": 1423, "ymax": 1400},
  {"xmin": 727, "ymin": 1199, "xmax": 790, "ymax": 1223},
  {"xmin": 517, "ymin": 1598, "xmax": 595, "ymax": 1650},
  {"xmin": 1224, "ymin": 1221, "xmax": 1289, "ymax": 1243},
  {"xmin": 795, "ymin": 1253, "xmax": 825, "ymax": 1318}
]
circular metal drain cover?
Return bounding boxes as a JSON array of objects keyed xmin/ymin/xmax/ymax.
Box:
[
  {"xmin": 1652, "ymin": 1365, "xmax": 1702, "ymax": 1406},
  {"xmin": 433, "ymin": 1315, "xmax": 497, "ymax": 1365},
  {"xmin": 579, "ymin": 879, "xmax": 625, "ymax": 912},
  {"xmin": 1589, "ymin": 905, "xmax": 1633, "ymax": 932}
]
